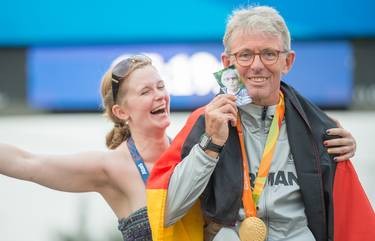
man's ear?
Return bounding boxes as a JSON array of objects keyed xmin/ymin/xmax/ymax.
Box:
[
  {"xmin": 112, "ymin": 104, "xmax": 129, "ymax": 121},
  {"xmin": 221, "ymin": 53, "xmax": 231, "ymax": 68},
  {"xmin": 282, "ymin": 51, "xmax": 296, "ymax": 75}
]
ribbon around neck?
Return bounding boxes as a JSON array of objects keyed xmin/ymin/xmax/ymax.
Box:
[{"xmin": 236, "ymin": 92, "xmax": 285, "ymax": 217}]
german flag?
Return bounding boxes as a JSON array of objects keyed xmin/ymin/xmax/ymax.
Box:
[{"xmin": 146, "ymin": 107, "xmax": 205, "ymax": 241}]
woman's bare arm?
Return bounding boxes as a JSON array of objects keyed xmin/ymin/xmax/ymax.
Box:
[{"xmin": 0, "ymin": 143, "xmax": 109, "ymax": 192}]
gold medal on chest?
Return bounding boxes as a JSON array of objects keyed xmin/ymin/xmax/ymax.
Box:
[{"xmin": 238, "ymin": 216, "xmax": 267, "ymax": 241}]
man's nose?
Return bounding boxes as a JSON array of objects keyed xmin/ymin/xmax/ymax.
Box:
[
  {"xmin": 249, "ymin": 54, "xmax": 265, "ymax": 72},
  {"xmin": 252, "ymin": 54, "xmax": 264, "ymax": 66}
]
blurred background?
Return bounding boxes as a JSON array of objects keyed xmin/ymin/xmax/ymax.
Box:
[{"xmin": 0, "ymin": 0, "xmax": 374, "ymax": 240}]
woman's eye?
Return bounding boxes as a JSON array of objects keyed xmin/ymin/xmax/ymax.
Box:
[{"xmin": 141, "ymin": 90, "xmax": 150, "ymax": 95}]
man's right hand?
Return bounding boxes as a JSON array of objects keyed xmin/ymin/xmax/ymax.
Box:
[{"xmin": 204, "ymin": 94, "xmax": 238, "ymax": 147}]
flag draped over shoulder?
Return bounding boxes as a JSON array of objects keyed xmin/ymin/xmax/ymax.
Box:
[
  {"xmin": 146, "ymin": 105, "xmax": 375, "ymax": 241},
  {"xmin": 333, "ymin": 161, "xmax": 375, "ymax": 240},
  {"xmin": 146, "ymin": 107, "xmax": 205, "ymax": 241}
]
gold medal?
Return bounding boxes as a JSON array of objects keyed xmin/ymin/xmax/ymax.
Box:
[{"xmin": 238, "ymin": 217, "xmax": 267, "ymax": 241}]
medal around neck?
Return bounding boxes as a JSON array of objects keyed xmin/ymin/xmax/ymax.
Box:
[
  {"xmin": 213, "ymin": 65, "xmax": 252, "ymax": 106},
  {"xmin": 239, "ymin": 216, "xmax": 267, "ymax": 241}
]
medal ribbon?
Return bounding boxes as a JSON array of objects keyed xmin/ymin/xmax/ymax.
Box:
[
  {"xmin": 236, "ymin": 92, "xmax": 285, "ymax": 217},
  {"xmin": 127, "ymin": 136, "xmax": 150, "ymax": 184}
]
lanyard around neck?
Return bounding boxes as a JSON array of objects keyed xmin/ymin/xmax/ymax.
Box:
[
  {"xmin": 127, "ymin": 137, "xmax": 150, "ymax": 185},
  {"xmin": 236, "ymin": 92, "xmax": 285, "ymax": 217}
]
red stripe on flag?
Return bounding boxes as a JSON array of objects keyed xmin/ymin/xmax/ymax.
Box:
[{"xmin": 147, "ymin": 107, "xmax": 205, "ymax": 189}]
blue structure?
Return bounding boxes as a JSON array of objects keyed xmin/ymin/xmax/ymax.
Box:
[{"xmin": 2, "ymin": 0, "xmax": 373, "ymax": 110}]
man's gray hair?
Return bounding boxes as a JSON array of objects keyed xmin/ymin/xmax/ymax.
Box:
[{"xmin": 223, "ymin": 6, "xmax": 291, "ymax": 54}]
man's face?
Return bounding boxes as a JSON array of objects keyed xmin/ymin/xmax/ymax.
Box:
[
  {"xmin": 221, "ymin": 70, "xmax": 240, "ymax": 94},
  {"xmin": 223, "ymin": 31, "xmax": 295, "ymax": 106}
]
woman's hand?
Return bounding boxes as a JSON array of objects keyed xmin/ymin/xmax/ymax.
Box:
[{"xmin": 324, "ymin": 119, "xmax": 356, "ymax": 162}]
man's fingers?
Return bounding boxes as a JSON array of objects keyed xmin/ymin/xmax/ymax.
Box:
[{"xmin": 218, "ymin": 102, "xmax": 237, "ymax": 116}]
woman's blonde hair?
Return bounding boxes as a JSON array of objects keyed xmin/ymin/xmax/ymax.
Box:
[{"xmin": 100, "ymin": 55, "xmax": 152, "ymax": 149}]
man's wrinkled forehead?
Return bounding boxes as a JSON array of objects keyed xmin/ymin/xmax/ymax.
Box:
[{"xmin": 228, "ymin": 30, "xmax": 283, "ymax": 50}]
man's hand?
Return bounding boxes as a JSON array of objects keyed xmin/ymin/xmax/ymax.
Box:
[{"xmin": 204, "ymin": 94, "xmax": 238, "ymax": 147}]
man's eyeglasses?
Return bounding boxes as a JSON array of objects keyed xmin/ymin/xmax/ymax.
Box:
[
  {"xmin": 111, "ymin": 55, "xmax": 152, "ymax": 102},
  {"xmin": 230, "ymin": 48, "xmax": 289, "ymax": 67}
]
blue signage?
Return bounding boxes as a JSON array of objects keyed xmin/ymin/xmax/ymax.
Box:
[{"xmin": 27, "ymin": 41, "xmax": 353, "ymax": 111}]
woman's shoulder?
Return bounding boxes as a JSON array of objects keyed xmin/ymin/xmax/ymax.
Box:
[
  {"xmin": 100, "ymin": 142, "xmax": 135, "ymax": 176},
  {"xmin": 101, "ymin": 142, "xmax": 131, "ymax": 164}
]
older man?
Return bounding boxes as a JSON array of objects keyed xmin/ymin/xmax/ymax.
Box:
[{"xmin": 147, "ymin": 5, "xmax": 373, "ymax": 241}]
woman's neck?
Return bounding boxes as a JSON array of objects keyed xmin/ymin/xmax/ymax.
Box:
[{"xmin": 129, "ymin": 130, "xmax": 169, "ymax": 164}]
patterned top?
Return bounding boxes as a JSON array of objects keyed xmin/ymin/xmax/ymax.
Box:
[{"xmin": 118, "ymin": 207, "xmax": 152, "ymax": 241}]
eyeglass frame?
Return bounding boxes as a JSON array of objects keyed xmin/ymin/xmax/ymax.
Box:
[
  {"xmin": 111, "ymin": 55, "xmax": 152, "ymax": 103},
  {"xmin": 229, "ymin": 48, "xmax": 289, "ymax": 67}
]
